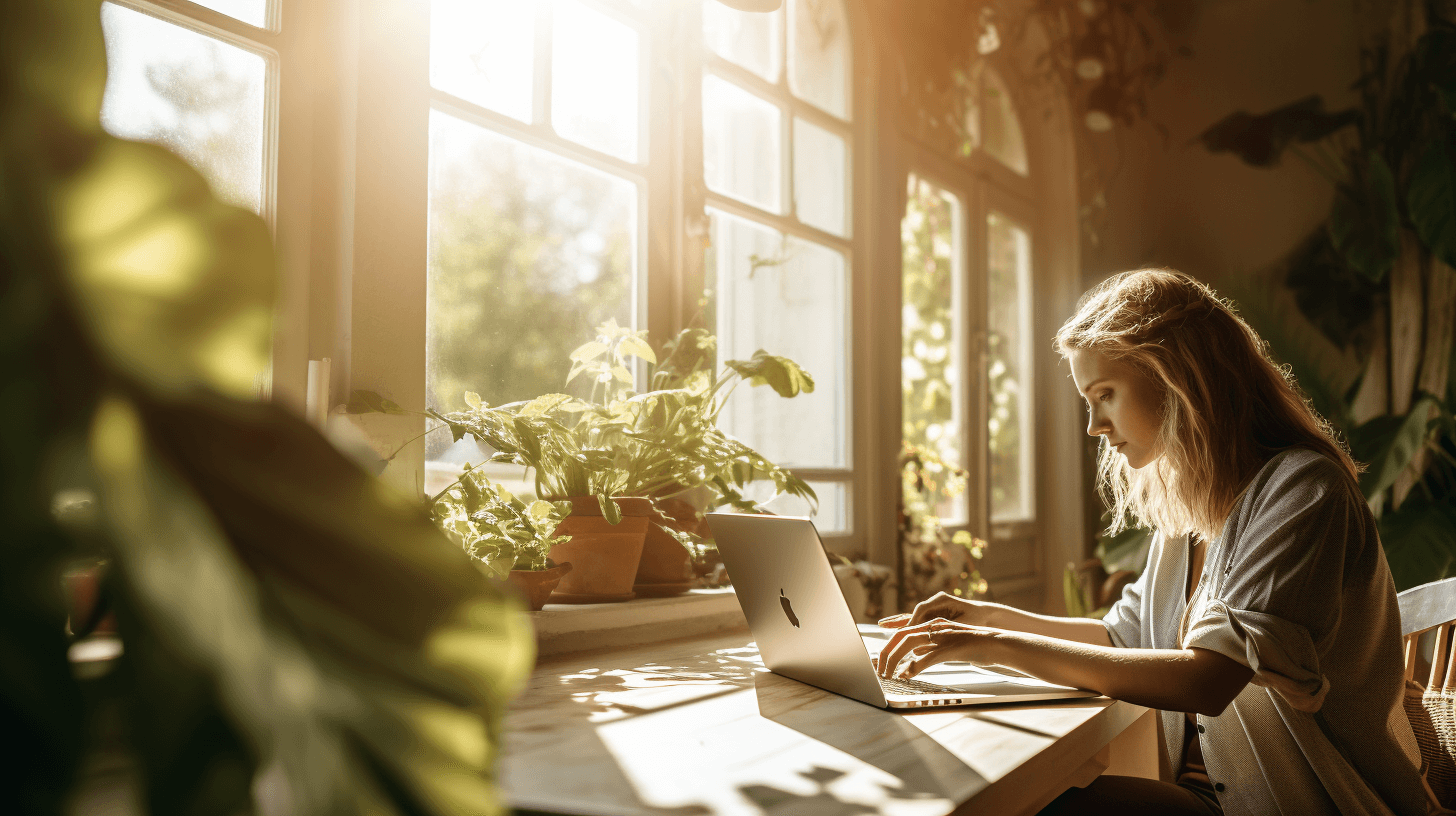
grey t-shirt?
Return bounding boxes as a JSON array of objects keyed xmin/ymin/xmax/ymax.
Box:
[{"xmin": 1102, "ymin": 448, "xmax": 1429, "ymax": 815}]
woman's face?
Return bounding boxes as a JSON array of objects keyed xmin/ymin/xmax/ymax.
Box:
[{"xmin": 1067, "ymin": 348, "xmax": 1165, "ymax": 469}]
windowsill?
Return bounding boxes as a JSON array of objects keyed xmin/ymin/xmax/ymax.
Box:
[{"xmin": 529, "ymin": 588, "xmax": 747, "ymax": 658}]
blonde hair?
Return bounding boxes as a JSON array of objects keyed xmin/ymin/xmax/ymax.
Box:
[{"xmin": 1056, "ymin": 268, "xmax": 1358, "ymax": 541}]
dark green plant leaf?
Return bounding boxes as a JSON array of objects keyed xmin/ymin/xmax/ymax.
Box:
[
  {"xmin": 725, "ymin": 351, "xmax": 816, "ymax": 398},
  {"xmin": 1199, "ymin": 95, "xmax": 1360, "ymax": 167},
  {"xmin": 1350, "ymin": 395, "xmax": 1440, "ymax": 502},
  {"xmin": 1408, "ymin": 133, "xmax": 1456, "ymax": 270},
  {"xmin": 1379, "ymin": 496, "xmax": 1456, "ymax": 590},
  {"xmin": 1328, "ymin": 151, "xmax": 1400, "ymax": 284},
  {"xmin": 1280, "ymin": 229, "xmax": 1380, "ymax": 354}
]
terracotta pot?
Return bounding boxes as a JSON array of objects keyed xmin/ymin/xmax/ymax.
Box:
[
  {"xmin": 507, "ymin": 562, "xmax": 573, "ymax": 611},
  {"xmin": 547, "ymin": 497, "xmax": 651, "ymax": 603},
  {"xmin": 634, "ymin": 497, "xmax": 699, "ymax": 597}
]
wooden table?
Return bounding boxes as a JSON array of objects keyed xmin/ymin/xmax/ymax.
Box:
[{"xmin": 500, "ymin": 631, "xmax": 1159, "ymax": 816}]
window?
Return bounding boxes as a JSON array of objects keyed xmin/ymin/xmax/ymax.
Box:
[
  {"xmin": 901, "ymin": 175, "xmax": 965, "ymax": 522},
  {"xmin": 423, "ymin": 0, "xmax": 647, "ymax": 490},
  {"xmin": 100, "ymin": 1, "xmax": 274, "ymax": 218},
  {"xmin": 702, "ymin": 0, "xmax": 854, "ymax": 533},
  {"xmin": 899, "ymin": 64, "xmax": 1052, "ymax": 605}
]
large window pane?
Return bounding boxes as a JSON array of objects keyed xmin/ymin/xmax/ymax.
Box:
[
  {"xmin": 552, "ymin": 0, "xmax": 640, "ymax": 162},
  {"xmin": 708, "ymin": 210, "xmax": 847, "ymax": 469},
  {"xmin": 192, "ymin": 0, "xmax": 268, "ymax": 28},
  {"xmin": 987, "ymin": 212, "xmax": 1033, "ymax": 521},
  {"xmin": 100, "ymin": 3, "xmax": 268, "ymax": 213},
  {"xmin": 793, "ymin": 117, "xmax": 847, "ymax": 236},
  {"xmin": 742, "ymin": 481, "xmax": 849, "ymax": 533},
  {"xmin": 426, "ymin": 111, "xmax": 636, "ymax": 462},
  {"xmin": 430, "ymin": 0, "xmax": 535, "ymax": 123},
  {"xmin": 787, "ymin": 0, "xmax": 849, "ymax": 119},
  {"xmin": 702, "ymin": 75, "xmax": 782, "ymax": 213},
  {"xmin": 901, "ymin": 176, "xmax": 963, "ymax": 520},
  {"xmin": 702, "ymin": 0, "xmax": 780, "ymax": 83}
]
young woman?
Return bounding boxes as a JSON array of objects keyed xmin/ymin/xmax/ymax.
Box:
[{"xmin": 875, "ymin": 269, "xmax": 1430, "ymax": 815}]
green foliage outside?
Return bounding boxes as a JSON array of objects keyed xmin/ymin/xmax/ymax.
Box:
[
  {"xmin": 901, "ymin": 176, "xmax": 962, "ymax": 519},
  {"xmin": 1, "ymin": 3, "xmax": 533, "ymax": 814},
  {"xmin": 425, "ymin": 119, "xmax": 633, "ymax": 438}
]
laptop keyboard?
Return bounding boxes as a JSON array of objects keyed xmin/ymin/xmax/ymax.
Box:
[{"xmin": 879, "ymin": 675, "xmax": 964, "ymax": 696}]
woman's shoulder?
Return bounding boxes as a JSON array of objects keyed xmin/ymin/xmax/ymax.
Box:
[{"xmin": 1240, "ymin": 446, "xmax": 1363, "ymax": 522}]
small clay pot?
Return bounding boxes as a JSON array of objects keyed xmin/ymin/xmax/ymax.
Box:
[
  {"xmin": 507, "ymin": 562, "xmax": 573, "ymax": 611},
  {"xmin": 634, "ymin": 497, "xmax": 699, "ymax": 597},
  {"xmin": 547, "ymin": 497, "xmax": 651, "ymax": 603}
]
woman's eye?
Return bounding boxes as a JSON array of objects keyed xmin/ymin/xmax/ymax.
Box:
[{"xmin": 1097, "ymin": 391, "xmax": 1111, "ymax": 403}]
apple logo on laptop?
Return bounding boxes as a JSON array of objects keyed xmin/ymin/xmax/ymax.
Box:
[{"xmin": 780, "ymin": 589, "xmax": 800, "ymax": 628}]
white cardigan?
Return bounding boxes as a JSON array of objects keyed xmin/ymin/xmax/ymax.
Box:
[{"xmin": 1102, "ymin": 448, "xmax": 1429, "ymax": 815}]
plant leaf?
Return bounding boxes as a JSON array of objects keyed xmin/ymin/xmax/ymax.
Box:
[
  {"xmin": 1408, "ymin": 133, "xmax": 1456, "ymax": 270},
  {"xmin": 1328, "ymin": 151, "xmax": 1400, "ymax": 284},
  {"xmin": 725, "ymin": 351, "xmax": 816, "ymax": 397},
  {"xmin": 618, "ymin": 333, "xmax": 658, "ymax": 365},
  {"xmin": 345, "ymin": 389, "xmax": 407, "ymax": 415},
  {"xmin": 1380, "ymin": 496, "xmax": 1456, "ymax": 590},
  {"xmin": 1199, "ymin": 95, "xmax": 1360, "ymax": 167},
  {"xmin": 464, "ymin": 391, "xmax": 482, "ymax": 410},
  {"xmin": 568, "ymin": 340, "xmax": 609, "ymax": 362},
  {"xmin": 1350, "ymin": 395, "xmax": 1440, "ymax": 502}
]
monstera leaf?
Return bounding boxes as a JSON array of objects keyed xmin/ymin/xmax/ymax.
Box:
[
  {"xmin": 3, "ymin": 1, "xmax": 533, "ymax": 814},
  {"xmin": 1199, "ymin": 95, "xmax": 1360, "ymax": 168}
]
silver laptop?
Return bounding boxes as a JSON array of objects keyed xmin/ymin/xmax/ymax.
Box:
[{"xmin": 707, "ymin": 513, "xmax": 1098, "ymax": 709}]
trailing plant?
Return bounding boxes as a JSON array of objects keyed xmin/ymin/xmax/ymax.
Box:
[
  {"xmin": 1200, "ymin": 4, "xmax": 1456, "ymax": 587},
  {"xmin": 896, "ymin": 442, "xmax": 989, "ymax": 611}
]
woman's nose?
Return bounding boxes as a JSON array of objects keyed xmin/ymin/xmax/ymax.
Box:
[{"xmin": 1086, "ymin": 409, "xmax": 1107, "ymax": 438}]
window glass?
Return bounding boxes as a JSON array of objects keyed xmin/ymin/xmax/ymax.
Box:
[
  {"xmin": 702, "ymin": 75, "xmax": 782, "ymax": 213},
  {"xmin": 701, "ymin": 0, "xmax": 780, "ymax": 83},
  {"xmin": 425, "ymin": 111, "xmax": 636, "ymax": 461},
  {"xmin": 552, "ymin": 0, "xmax": 640, "ymax": 162},
  {"xmin": 430, "ymin": 0, "xmax": 535, "ymax": 123},
  {"xmin": 901, "ymin": 175, "xmax": 963, "ymax": 520},
  {"xmin": 787, "ymin": 0, "xmax": 849, "ymax": 119},
  {"xmin": 708, "ymin": 210, "xmax": 847, "ymax": 469},
  {"xmin": 980, "ymin": 70, "xmax": 1028, "ymax": 176},
  {"xmin": 742, "ymin": 481, "xmax": 849, "ymax": 534},
  {"xmin": 792, "ymin": 117, "xmax": 847, "ymax": 236},
  {"xmin": 987, "ymin": 212, "xmax": 1033, "ymax": 520},
  {"xmin": 100, "ymin": 2, "xmax": 268, "ymax": 213},
  {"xmin": 191, "ymin": 0, "xmax": 268, "ymax": 28}
]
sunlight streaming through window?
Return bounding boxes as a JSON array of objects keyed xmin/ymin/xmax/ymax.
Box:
[
  {"xmin": 703, "ymin": 75, "xmax": 782, "ymax": 213},
  {"xmin": 552, "ymin": 0, "xmax": 640, "ymax": 162},
  {"xmin": 430, "ymin": 0, "xmax": 536, "ymax": 123},
  {"xmin": 987, "ymin": 211, "xmax": 1033, "ymax": 521}
]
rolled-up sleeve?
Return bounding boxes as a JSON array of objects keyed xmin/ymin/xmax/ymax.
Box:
[{"xmin": 1181, "ymin": 454, "xmax": 1358, "ymax": 713}]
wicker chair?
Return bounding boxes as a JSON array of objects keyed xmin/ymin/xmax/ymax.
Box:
[{"xmin": 1399, "ymin": 576, "xmax": 1456, "ymax": 810}]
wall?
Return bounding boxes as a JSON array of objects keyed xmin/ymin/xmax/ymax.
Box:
[{"xmin": 1083, "ymin": 0, "xmax": 1367, "ymax": 292}]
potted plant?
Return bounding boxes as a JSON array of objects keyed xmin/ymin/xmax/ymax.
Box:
[
  {"xmin": 431, "ymin": 463, "xmax": 574, "ymax": 610},
  {"xmin": 427, "ymin": 321, "xmax": 819, "ymax": 601}
]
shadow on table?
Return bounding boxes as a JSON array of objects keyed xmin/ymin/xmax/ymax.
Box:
[{"xmin": 751, "ymin": 671, "xmax": 986, "ymax": 807}]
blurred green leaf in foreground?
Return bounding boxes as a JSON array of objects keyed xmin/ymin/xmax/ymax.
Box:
[{"xmin": 1, "ymin": 2, "xmax": 533, "ymax": 814}]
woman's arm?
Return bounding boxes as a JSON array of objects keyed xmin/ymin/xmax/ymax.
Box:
[
  {"xmin": 880, "ymin": 592, "xmax": 1114, "ymax": 646},
  {"xmin": 878, "ymin": 619, "xmax": 1254, "ymax": 717}
]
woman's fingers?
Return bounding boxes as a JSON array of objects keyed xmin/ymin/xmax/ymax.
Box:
[
  {"xmin": 878, "ymin": 613, "xmax": 910, "ymax": 628},
  {"xmin": 877, "ymin": 617, "xmax": 959, "ymax": 677}
]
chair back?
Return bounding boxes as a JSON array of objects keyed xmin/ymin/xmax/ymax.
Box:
[{"xmin": 1399, "ymin": 577, "xmax": 1456, "ymax": 809}]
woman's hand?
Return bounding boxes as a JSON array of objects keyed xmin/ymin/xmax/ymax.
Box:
[
  {"xmin": 874, "ymin": 617, "xmax": 1002, "ymax": 678},
  {"xmin": 878, "ymin": 591, "xmax": 990, "ymax": 631}
]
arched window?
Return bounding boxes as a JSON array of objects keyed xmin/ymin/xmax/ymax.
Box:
[{"xmin": 899, "ymin": 62, "xmax": 1076, "ymax": 609}]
